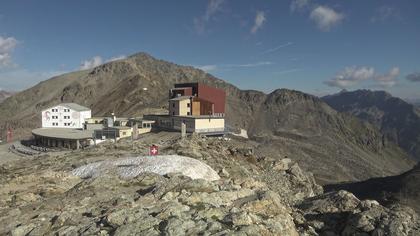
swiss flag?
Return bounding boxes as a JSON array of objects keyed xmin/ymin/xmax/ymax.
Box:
[{"xmin": 150, "ymin": 145, "xmax": 158, "ymax": 156}]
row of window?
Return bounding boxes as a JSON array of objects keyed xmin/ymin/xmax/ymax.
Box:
[
  {"xmin": 142, "ymin": 123, "xmax": 152, "ymax": 128},
  {"xmin": 52, "ymin": 122, "xmax": 72, "ymax": 126},
  {"xmin": 171, "ymin": 103, "xmax": 191, "ymax": 108},
  {"xmin": 51, "ymin": 115, "xmax": 70, "ymax": 119},
  {"xmin": 51, "ymin": 108, "xmax": 71, "ymax": 112}
]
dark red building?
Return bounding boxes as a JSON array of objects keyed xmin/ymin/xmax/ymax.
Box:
[{"xmin": 169, "ymin": 83, "xmax": 226, "ymax": 116}]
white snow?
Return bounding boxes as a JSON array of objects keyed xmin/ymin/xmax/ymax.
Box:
[{"xmin": 71, "ymin": 155, "xmax": 220, "ymax": 181}]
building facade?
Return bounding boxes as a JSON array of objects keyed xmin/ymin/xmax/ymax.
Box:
[
  {"xmin": 169, "ymin": 96, "xmax": 192, "ymax": 116},
  {"xmin": 41, "ymin": 103, "xmax": 91, "ymax": 129},
  {"xmin": 170, "ymin": 83, "xmax": 226, "ymax": 116},
  {"xmin": 144, "ymin": 115, "xmax": 225, "ymax": 135},
  {"xmin": 144, "ymin": 82, "xmax": 226, "ymax": 135}
]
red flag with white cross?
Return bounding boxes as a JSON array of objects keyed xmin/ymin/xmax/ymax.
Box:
[{"xmin": 149, "ymin": 145, "xmax": 158, "ymax": 156}]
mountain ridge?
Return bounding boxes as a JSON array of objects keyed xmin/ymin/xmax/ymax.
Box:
[
  {"xmin": 0, "ymin": 90, "xmax": 15, "ymax": 103},
  {"xmin": 0, "ymin": 52, "xmax": 415, "ymax": 183},
  {"xmin": 323, "ymin": 89, "xmax": 420, "ymax": 160}
]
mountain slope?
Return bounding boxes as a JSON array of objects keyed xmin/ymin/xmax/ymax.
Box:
[
  {"xmin": 0, "ymin": 53, "xmax": 254, "ymax": 138},
  {"xmin": 325, "ymin": 164, "xmax": 420, "ymax": 214},
  {"xmin": 323, "ymin": 90, "xmax": 420, "ymax": 160},
  {"xmin": 0, "ymin": 90, "xmax": 14, "ymax": 103},
  {"xmin": 0, "ymin": 53, "xmax": 414, "ymax": 184},
  {"xmin": 250, "ymin": 89, "xmax": 413, "ymax": 183}
]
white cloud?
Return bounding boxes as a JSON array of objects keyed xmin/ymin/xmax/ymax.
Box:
[
  {"xmin": 80, "ymin": 54, "xmax": 128, "ymax": 70},
  {"xmin": 290, "ymin": 0, "xmax": 311, "ymax": 12},
  {"xmin": 204, "ymin": 0, "xmax": 224, "ymax": 21},
  {"xmin": 107, "ymin": 55, "xmax": 126, "ymax": 62},
  {"xmin": 371, "ymin": 6, "xmax": 401, "ymax": 23},
  {"xmin": 194, "ymin": 0, "xmax": 225, "ymax": 34},
  {"xmin": 374, "ymin": 67, "xmax": 399, "ymax": 88},
  {"xmin": 309, "ymin": 6, "xmax": 344, "ymax": 31},
  {"xmin": 0, "ymin": 36, "xmax": 18, "ymax": 68},
  {"xmin": 324, "ymin": 66, "xmax": 375, "ymax": 88},
  {"xmin": 261, "ymin": 42, "xmax": 294, "ymax": 54},
  {"xmin": 193, "ymin": 61, "xmax": 273, "ymax": 72},
  {"xmin": 325, "ymin": 66, "xmax": 400, "ymax": 89},
  {"xmin": 197, "ymin": 65, "xmax": 218, "ymax": 72},
  {"xmin": 251, "ymin": 11, "xmax": 266, "ymax": 34},
  {"xmin": 80, "ymin": 56, "xmax": 103, "ymax": 70},
  {"xmin": 227, "ymin": 61, "xmax": 272, "ymax": 68},
  {"xmin": 406, "ymin": 72, "xmax": 420, "ymax": 82}
]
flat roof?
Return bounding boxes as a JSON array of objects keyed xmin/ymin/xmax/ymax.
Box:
[
  {"xmin": 145, "ymin": 114, "xmax": 225, "ymax": 119},
  {"xmin": 169, "ymin": 96, "xmax": 192, "ymax": 101},
  {"xmin": 32, "ymin": 128, "xmax": 93, "ymax": 140},
  {"xmin": 106, "ymin": 126, "xmax": 131, "ymax": 130},
  {"xmin": 142, "ymin": 120, "xmax": 155, "ymax": 123}
]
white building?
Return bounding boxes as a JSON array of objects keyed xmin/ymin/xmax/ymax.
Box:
[{"xmin": 42, "ymin": 103, "xmax": 91, "ymax": 129}]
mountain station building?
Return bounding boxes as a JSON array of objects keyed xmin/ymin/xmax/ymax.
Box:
[
  {"xmin": 145, "ymin": 83, "xmax": 226, "ymax": 135},
  {"xmin": 41, "ymin": 103, "xmax": 92, "ymax": 129}
]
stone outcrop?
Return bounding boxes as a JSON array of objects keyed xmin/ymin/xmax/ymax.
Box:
[{"xmin": 1, "ymin": 132, "xmax": 419, "ymax": 235}]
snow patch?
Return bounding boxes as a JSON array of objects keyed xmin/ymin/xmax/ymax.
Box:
[{"xmin": 72, "ymin": 155, "xmax": 220, "ymax": 181}]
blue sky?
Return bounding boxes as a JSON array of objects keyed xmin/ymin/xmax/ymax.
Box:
[{"xmin": 0, "ymin": 0, "xmax": 419, "ymax": 99}]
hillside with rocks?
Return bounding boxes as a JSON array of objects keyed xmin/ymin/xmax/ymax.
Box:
[
  {"xmin": 326, "ymin": 163, "xmax": 420, "ymax": 215},
  {"xmin": 323, "ymin": 89, "xmax": 420, "ymax": 160},
  {"xmin": 249, "ymin": 89, "xmax": 414, "ymax": 183},
  {"xmin": 0, "ymin": 53, "xmax": 415, "ymax": 184},
  {"xmin": 0, "ymin": 90, "xmax": 14, "ymax": 103},
  {"xmin": 1, "ymin": 132, "xmax": 419, "ymax": 235}
]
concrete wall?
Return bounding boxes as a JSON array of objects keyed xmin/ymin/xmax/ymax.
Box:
[
  {"xmin": 85, "ymin": 123, "xmax": 104, "ymax": 130},
  {"xmin": 42, "ymin": 105, "xmax": 91, "ymax": 129},
  {"xmin": 144, "ymin": 115, "xmax": 225, "ymax": 134},
  {"xmin": 86, "ymin": 117, "xmax": 105, "ymax": 124},
  {"xmin": 118, "ymin": 129, "xmax": 132, "ymax": 138},
  {"xmin": 195, "ymin": 118, "xmax": 225, "ymax": 133},
  {"xmin": 169, "ymin": 99, "xmax": 191, "ymax": 116},
  {"xmin": 33, "ymin": 135, "xmax": 92, "ymax": 150}
]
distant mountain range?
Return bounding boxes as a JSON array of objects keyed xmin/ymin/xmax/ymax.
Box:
[
  {"xmin": 323, "ymin": 89, "xmax": 420, "ymax": 160},
  {"xmin": 0, "ymin": 53, "xmax": 414, "ymax": 184},
  {"xmin": 405, "ymin": 98, "xmax": 420, "ymax": 108},
  {"xmin": 0, "ymin": 90, "xmax": 14, "ymax": 103}
]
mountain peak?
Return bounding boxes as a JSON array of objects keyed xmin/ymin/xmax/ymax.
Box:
[
  {"xmin": 323, "ymin": 89, "xmax": 420, "ymax": 160},
  {"xmin": 129, "ymin": 52, "xmax": 155, "ymax": 60}
]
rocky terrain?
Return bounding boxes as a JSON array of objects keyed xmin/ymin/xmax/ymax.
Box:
[
  {"xmin": 249, "ymin": 89, "xmax": 414, "ymax": 184},
  {"xmin": 0, "ymin": 53, "xmax": 415, "ymax": 184},
  {"xmin": 323, "ymin": 89, "xmax": 420, "ymax": 160},
  {"xmin": 326, "ymin": 163, "xmax": 420, "ymax": 215},
  {"xmin": 0, "ymin": 90, "xmax": 14, "ymax": 103},
  {"xmin": 1, "ymin": 132, "xmax": 419, "ymax": 235}
]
